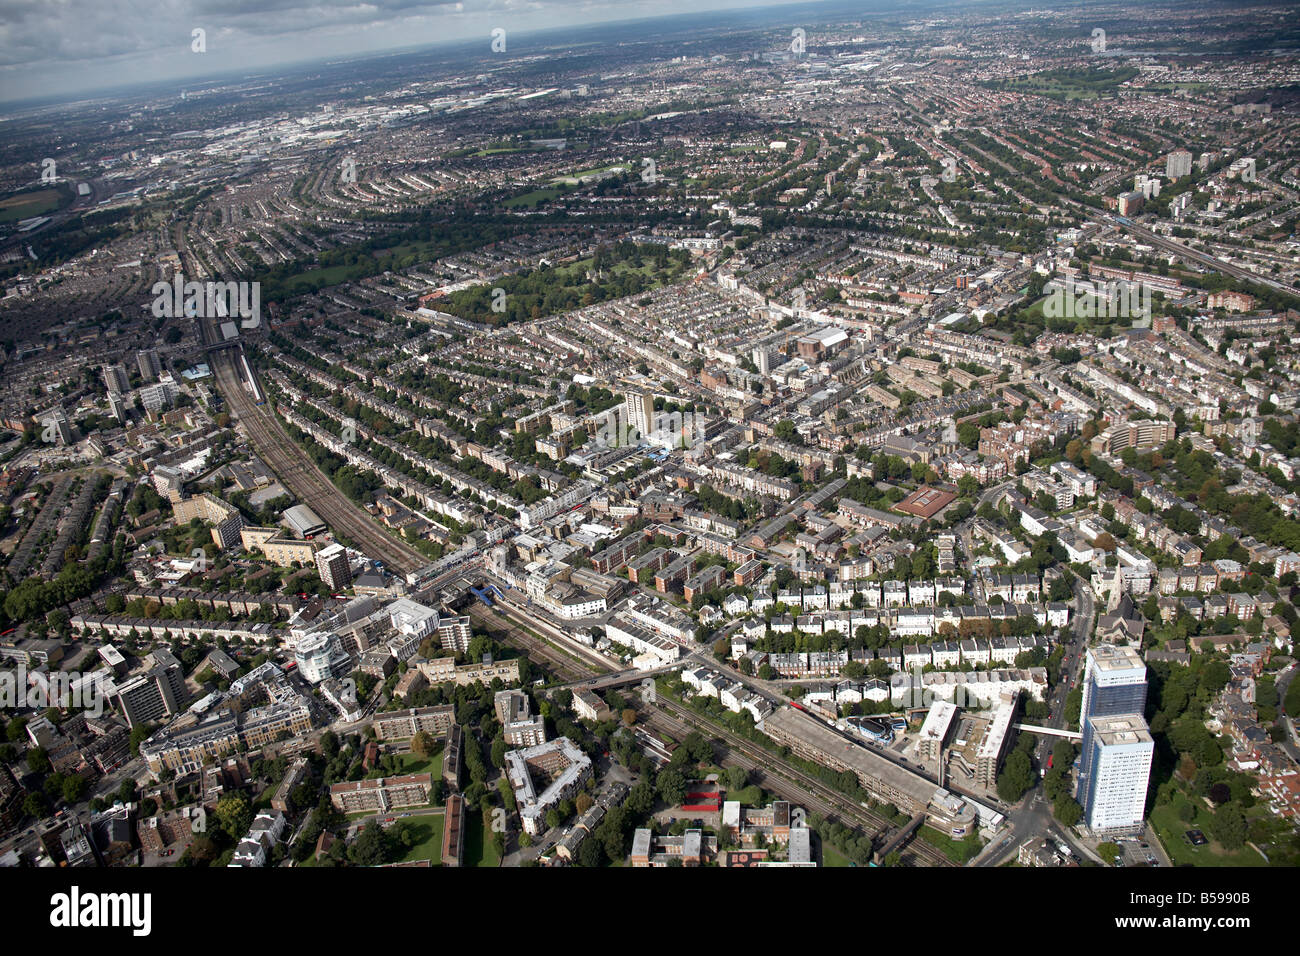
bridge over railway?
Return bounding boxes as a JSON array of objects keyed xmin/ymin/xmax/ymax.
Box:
[
  {"xmin": 555, "ymin": 662, "xmax": 686, "ymax": 694},
  {"xmin": 874, "ymin": 812, "xmax": 926, "ymax": 864}
]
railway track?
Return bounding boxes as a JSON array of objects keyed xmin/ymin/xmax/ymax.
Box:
[
  {"xmin": 467, "ymin": 604, "xmax": 596, "ymax": 684},
  {"xmin": 211, "ymin": 349, "xmax": 426, "ymax": 575},
  {"xmin": 645, "ymin": 699, "xmax": 953, "ymax": 867},
  {"xmin": 473, "ymin": 600, "xmax": 954, "ymax": 866}
]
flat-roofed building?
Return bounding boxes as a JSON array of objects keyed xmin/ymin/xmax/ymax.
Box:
[
  {"xmin": 506, "ymin": 737, "xmax": 593, "ymax": 835},
  {"xmin": 976, "ymin": 693, "xmax": 1018, "ymax": 788},
  {"xmin": 171, "ymin": 493, "xmax": 246, "ymax": 549},
  {"xmin": 1080, "ymin": 715, "xmax": 1153, "ymax": 833},
  {"xmin": 329, "ymin": 774, "xmax": 434, "ymax": 814},
  {"xmin": 443, "ymin": 723, "xmax": 463, "ymax": 789},
  {"xmin": 270, "ymin": 757, "xmax": 310, "ymax": 812},
  {"xmin": 573, "ymin": 689, "xmax": 612, "ymax": 723},
  {"xmin": 372, "ymin": 705, "xmax": 455, "ymax": 741},
  {"xmin": 315, "ymin": 543, "xmax": 352, "ymax": 590},
  {"xmin": 418, "ymin": 656, "xmax": 520, "ymax": 688},
  {"xmin": 917, "ymin": 700, "xmax": 959, "ymax": 763},
  {"xmin": 496, "ymin": 690, "xmax": 547, "ymax": 747},
  {"xmin": 629, "ymin": 827, "xmax": 716, "ymax": 866},
  {"xmin": 107, "ymin": 659, "xmax": 188, "ymax": 728},
  {"xmin": 761, "ymin": 705, "xmax": 936, "ymax": 814}
]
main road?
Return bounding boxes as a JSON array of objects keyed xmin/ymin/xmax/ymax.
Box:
[{"xmin": 973, "ymin": 574, "xmax": 1098, "ymax": 866}]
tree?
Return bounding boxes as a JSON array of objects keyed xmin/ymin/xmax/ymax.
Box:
[
  {"xmin": 411, "ymin": 730, "xmax": 436, "ymax": 759},
  {"xmin": 214, "ymin": 792, "xmax": 253, "ymax": 842},
  {"xmin": 656, "ymin": 769, "xmax": 687, "ymax": 807},
  {"xmin": 725, "ymin": 766, "xmax": 749, "ymax": 791},
  {"xmin": 996, "ymin": 750, "xmax": 1034, "ymax": 803},
  {"xmin": 186, "ymin": 835, "xmax": 218, "ymax": 866},
  {"xmin": 348, "ymin": 820, "xmax": 387, "ymax": 866},
  {"xmin": 621, "ymin": 708, "xmax": 637, "ymax": 727},
  {"xmin": 1209, "ymin": 803, "xmax": 1248, "ymax": 850},
  {"xmin": 62, "ymin": 775, "xmax": 89, "ymax": 804},
  {"xmin": 481, "ymin": 731, "xmax": 505, "ymax": 768},
  {"xmin": 129, "ymin": 722, "xmax": 155, "ymax": 757},
  {"xmin": 1208, "ymin": 782, "xmax": 1232, "ymax": 805},
  {"xmin": 22, "ymin": 792, "xmax": 46, "ymax": 819},
  {"xmin": 1053, "ymin": 796, "xmax": 1082, "ymax": 827},
  {"xmin": 26, "ymin": 747, "xmax": 51, "ymax": 775},
  {"xmin": 625, "ymin": 781, "xmax": 655, "ymax": 816},
  {"xmin": 577, "ymin": 836, "xmax": 603, "ymax": 867}
]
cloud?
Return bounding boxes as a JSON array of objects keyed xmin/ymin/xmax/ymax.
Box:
[
  {"xmin": 0, "ymin": 0, "xmax": 804, "ymax": 102},
  {"xmin": 0, "ymin": 0, "xmax": 777, "ymax": 101}
]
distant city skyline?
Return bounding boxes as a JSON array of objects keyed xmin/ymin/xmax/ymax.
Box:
[{"xmin": 0, "ymin": 0, "xmax": 832, "ymax": 104}]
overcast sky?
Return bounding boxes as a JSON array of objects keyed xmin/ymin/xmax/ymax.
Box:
[{"xmin": 0, "ymin": 0, "xmax": 820, "ymax": 104}]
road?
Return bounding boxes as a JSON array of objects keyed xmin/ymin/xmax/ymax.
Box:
[{"xmin": 971, "ymin": 573, "xmax": 1097, "ymax": 866}]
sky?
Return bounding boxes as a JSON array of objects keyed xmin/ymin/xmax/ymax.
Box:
[{"xmin": 0, "ymin": 0, "xmax": 824, "ymax": 103}]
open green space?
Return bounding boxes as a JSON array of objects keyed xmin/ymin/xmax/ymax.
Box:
[
  {"xmin": 463, "ymin": 811, "xmax": 500, "ymax": 867},
  {"xmin": 393, "ymin": 750, "xmax": 441, "ymax": 776},
  {"xmin": 438, "ymin": 240, "xmax": 692, "ymax": 326},
  {"xmin": 393, "ymin": 812, "xmax": 447, "ymax": 865},
  {"xmin": 820, "ymin": 840, "xmax": 854, "ymax": 868},
  {"xmin": 0, "ymin": 188, "xmax": 65, "ymax": 224},
  {"xmin": 275, "ymin": 262, "xmax": 370, "ymax": 294},
  {"xmin": 918, "ymin": 825, "xmax": 984, "ymax": 864},
  {"xmin": 990, "ymin": 66, "xmax": 1141, "ymax": 100},
  {"xmin": 1148, "ymin": 793, "xmax": 1268, "ymax": 868},
  {"xmin": 503, "ymin": 187, "xmax": 564, "ymax": 209}
]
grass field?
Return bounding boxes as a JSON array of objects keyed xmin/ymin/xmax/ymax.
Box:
[
  {"xmin": 395, "ymin": 750, "xmax": 441, "ymax": 776},
  {"xmin": 918, "ymin": 825, "xmax": 983, "ymax": 864},
  {"xmin": 1148, "ymin": 794, "xmax": 1268, "ymax": 867},
  {"xmin": 0, "ymin": 188, "xmax": 65, "ymax": 224},
  {"xmin": 463, "ymin": 812, "xmax": 500, "ymax": 867},
  {"xmin": 993, "ymin": 66, "xmax": 1140, "ymax": 100},
  {"xmin": 503, "ymin": 187, "xmax": 564, "ymax": 209},
  {"xmin": 551, "ymin": 164, "xmax": 628, "ymax": 184},
  {"xmin": 820, "ymin": 840, "xmax": 854, "ymax": 867},
  {"xmin": 394, "ymin": 812, "xmax": 446, "ymax": 865},
  {"xmin": 277, "ymin": 262, "xmax": 369, "ymax": 293}
]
